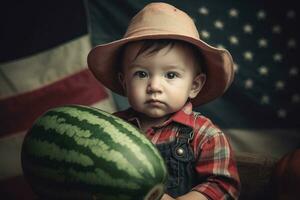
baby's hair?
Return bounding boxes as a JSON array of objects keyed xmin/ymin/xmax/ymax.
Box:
[{"xmin": 120, "ymin": 39, "xmax": 207, "ymax": 74}]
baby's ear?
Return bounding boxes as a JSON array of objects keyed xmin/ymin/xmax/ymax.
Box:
[{"xmin": 189, "ymin": 73, "xmax": 206, "ymax": 99}]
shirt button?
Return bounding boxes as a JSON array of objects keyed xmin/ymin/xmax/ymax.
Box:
[{"xmin": 176, "ymin": 147, "xmax": 184, "ymax": 156}]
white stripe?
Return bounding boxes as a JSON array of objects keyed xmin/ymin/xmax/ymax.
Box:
[
  {"xmin": 224, "ymin": 129, "xmax": 300, "ymax": 159},
  {"xmin": 0, "ymin": 35, "xmax": 91, "ymax": 99},
  {"xmin": 0, "ymin": 131, "xmax": 25, "ymax": 180},
  {"xmin": 91, "ymin": 88, "xmax": 117, "ymax": 113}
]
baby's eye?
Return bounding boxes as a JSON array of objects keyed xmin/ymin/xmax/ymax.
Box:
[
  {"xmin": 133, "ymin": 71, "xmax": 148, "ymax": 78},
  {"xmin": 165, "ymin": 72, "xmax": 179, "ymax": 79}
]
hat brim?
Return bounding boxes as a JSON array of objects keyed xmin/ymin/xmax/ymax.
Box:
[{"xmin": 88, "ymin": 34, "xmax": 234, "ymax": 106}]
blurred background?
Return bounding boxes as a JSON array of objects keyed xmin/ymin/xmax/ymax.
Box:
[{"xmin": 0, "ymin": 0, "xmax": 299, "ymax": 198}]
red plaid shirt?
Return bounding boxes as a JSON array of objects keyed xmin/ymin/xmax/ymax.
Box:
[{"xmin": 114, "ymin": 102, "xmax": 241, "ymax": 200}]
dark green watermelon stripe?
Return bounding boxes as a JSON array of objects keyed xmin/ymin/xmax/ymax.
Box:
[
  {"xmin": 23, "ymin": 160, "xmax": 145, "ymax": 197},
  {"xmin": 30, "ymin": 114, "xmax": 151, "ymax": 182},
  {"xmin": 23, "ymin": 154, "xmax": 141, "ymax": 190},
  {"xmin": 67, "ymin": 105, "xmax": 168, "ymax": 182},
  {"xmin": 23, "ymin": 125, "xmax": 106, "ymax": 173},
  {"xmin": 81, "ymin": 106, "xmax": 168, "ymax": 180},
  {"xmin": 26, "ymin": 174, "xmax": 142, "ymax": 199},
  {"xmin": 30, "ymin": 124, "xmax": 150, "ymax": 182},
  {"xmin": 49, "ymin": 106, "xmax": 156, "ymax": 178},
  {"xmin": 25, "ymin": 138, "xmax": 94, "ymax": 167},
  {"xmin": 62, "ymin": 106, "xmax": 163, "ymax": 170},
  {"xmin": 34, "ymin": 112, "xmax": 145, "ymax": 180}
]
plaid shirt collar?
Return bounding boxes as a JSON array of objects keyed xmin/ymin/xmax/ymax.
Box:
[{"xmin": 117, "ymin": 102, "xmax": 196, "ymax": 129}]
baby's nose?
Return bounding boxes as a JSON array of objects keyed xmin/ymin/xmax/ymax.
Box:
[{"xmin": 147, "ymin": 77, "xmax": 162, "ymax": 93}]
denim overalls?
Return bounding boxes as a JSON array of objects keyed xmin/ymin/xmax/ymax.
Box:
[{"xmin": 155, "ymin": 125, "xmax": 198, "ymax": 198}]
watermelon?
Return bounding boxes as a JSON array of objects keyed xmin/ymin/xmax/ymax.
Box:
[{"xmin": 21, "ymin": 105, "xmax": 168, "ymax": 200}]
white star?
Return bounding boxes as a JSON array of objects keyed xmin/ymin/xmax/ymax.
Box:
[
  {"xmin": 257, "ymin": 10, "xmax": 266, "ymax": 20},
  {"xmin": 200, "ymin": 30, "xmax": 210, "ymax": 39},
  {"xmin": 229, "ymin": 35, "xmax": 239, "ymax": 45},
  {"xmin": 214, "ymin": 20, "xmax": 224, "ymax": 29},
  {"xmin": 243, "ymin": 51, "xmax": 253, "ymax": 61},
  {"xmin": 292, "ymin": 94, "xmax": 300, "ymax": 103},
  {"xmin": 275, "ymin": 80, "xmax": 285, "ymax": 90},
  {"xmin": 229, "ymin": 8, "xmax": 239, "ymax": 17},
  {"xmin": 261, "ymin": 95, "xmax": 270, "ymax": 104},
  {"xmin": 245, "ymin": 79, "xmax": 254, "ymax": 89},
  {"xmin": 287, "ymin": 10, "xmax": 296, "ymax": 19},
  {"xmin": 198, "ymin": 7, "xmax": 209, "ymax": 15},
  {"xmin": 258, "ymin": 38, "xmax": 268, "ymax": 48},
  {"xmin": 234, "ymin": 62, "xmax": 239, "ymax": 73},
  {"xmin": 258, "ymin": 66, "xmax": 269, "ymax": 76},
  {"xmin": 243, "ymin": 24, "xmax": 253, "ymax": 34},
  {"xmin": 277, "ymin": 109, "xmax": 287, "ymax": 118},
  {"xmin": 289, "ymin": 66, "xmax": 298, "ymax": 76},
  {"xmin": 272, "ymin": 25, "xmax": 282, "ymax": 34},
  {"xmin": 287, "ymin": 38, "xmax": 297, "ymax": 48},
  {"xmin": 273, "ymin": 53, "xmax": 283, "ymax": 62},
  {"xmin": 217, "ymin": 44, "xmax": 225, "ymax": 49}
]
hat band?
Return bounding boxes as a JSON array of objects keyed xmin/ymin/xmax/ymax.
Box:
[{"xmin": 124, "ymin": 27, "xmax": 200, "ymax": 40}]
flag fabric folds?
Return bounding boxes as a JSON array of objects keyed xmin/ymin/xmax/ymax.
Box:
[{"xmin": 0, "ymin": 1, "xmax": 116, "ymax": 198}]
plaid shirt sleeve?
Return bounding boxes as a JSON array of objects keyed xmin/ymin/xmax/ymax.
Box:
[{"xmin": 192, "ymin": 126, "xmax": 241, "ymax": 200}]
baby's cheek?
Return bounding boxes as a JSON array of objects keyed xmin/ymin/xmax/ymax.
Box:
[{"xmin": 168, "ymin": 90, "xmax": 189, "ymax": 107}]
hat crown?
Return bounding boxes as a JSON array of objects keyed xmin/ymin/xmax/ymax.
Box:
[{"xmin": 124, "ymin": 3, "xmax": 200, "ymax": 39}]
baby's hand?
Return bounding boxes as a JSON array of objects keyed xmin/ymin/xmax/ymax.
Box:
[{"xmin": 160, "ymin": 193, "xmax": 175, "ymax": 200}]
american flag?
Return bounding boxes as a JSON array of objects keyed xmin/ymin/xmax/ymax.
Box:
[
  {"xmin": 189, "ymin": 0, "xmax": 300, "ymax": 129},
  {"xmin": 0, "ymin": 0, "xmax": 299, "ymax": 198},
  {"xmin": 87, "ymin": 0, "xmax": 299, "ymax": 129},
  {"xmin": 87, "ymin": 0, "xmax": 300, "ymax": 156}
]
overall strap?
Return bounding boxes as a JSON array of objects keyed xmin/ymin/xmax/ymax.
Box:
[
  {"xmin": 172, "ymin": 124, "xmax": 194, "ymax": 162},
  {"xmin": 175, "ymin": 125, "xmax": 194, "ymax": 144}
]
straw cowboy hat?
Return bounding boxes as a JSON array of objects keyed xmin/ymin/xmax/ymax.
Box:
[{"xmin": 88, "ymin": 2, "xmax": 234, "ymax": 106}]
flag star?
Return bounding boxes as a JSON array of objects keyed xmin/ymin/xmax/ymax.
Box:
[
  {"xmin": 287, "ymin": 38, "xmax": 297, "ymax": 48},
  {"xmin": 243, "ymin": 24, "xmax": 253, "ymax": 34},
  {"xmin": 258, "ymin": 66, "xmax": 269, "ymax": 76},
  {"xmin": 272, "ymin": 25, "xmax": 282, "ymax": 33},
  {"xmin": 229, "ymin": 35, "xmax": 239, "ymax": 45},
  {"xmin": 277, "ymin": 109, "xmax": 287, "ymax": 118},
  {"xmin": 258, "ymin": 38, "xmax": 268, "ymax": 48},
  {"xmin": 243, "ymin": 51, "xmax": 253, "ymax": 61},
  {"xmin": 275, "ymin": 80, "xmax": 285, "ymax": 90},
  {"xmin": 198, "ymin": 7, "xmax": 209, "ymax": 15},
  {"xmin": 244, "ymin": 79, "xmax": 254, "ymax": 89},
  {"xmin": 292, "ymin": 94, "xmax": 300, "ymax": 103},
  {"xmin": 200, "ymin": 30, "xmax": 210, "ymax": 39},
  {"xmin": 214, "ymin": 20, "xmax": 224, "ymax": 29},
  {"xmin": 289, "ymin": 66, "xmax": 298, "ymax": 76},
  {"xmin": 257, "ymin": 10, "xmax": 266, "ymax": 20},
  {"xmin": 273, "ymin": 53, "xmax": 283, "ymax": 62},
  {"xmin": 287, "ymin": 10, "xmax": 296, "ymax": 19},
  {"xmin": 234, "ymin": 62, "xmax": 239, "ymax": 73},
  {"xmin": 217, "ymin": 44, "xmax": 226, "ymax": 49},
  {"xmin": 229, "ymin": 8, "xmax": 239, "ymax": 17},
  {"xmin": 261, "ymin": 95, "xmax": 270, "ymax": 104}
]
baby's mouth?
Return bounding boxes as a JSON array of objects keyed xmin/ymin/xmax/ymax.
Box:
[{"xmin": 145, "ymin": 99, "xmax": 165, "ymax": 105}]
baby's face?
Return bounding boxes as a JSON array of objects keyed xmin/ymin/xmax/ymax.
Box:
[{"xmin": 120, "ymin": 41, "xmax": 205, "ymax": 120}]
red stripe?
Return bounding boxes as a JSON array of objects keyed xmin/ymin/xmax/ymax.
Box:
[{"xmin": 0, "ymin": 69, "xmax": 108, "ymax": 137}]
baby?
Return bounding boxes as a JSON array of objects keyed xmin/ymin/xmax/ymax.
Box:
[{"xmin": 88, "ymin": 2, "xmax": 240, "ymax": 200}]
